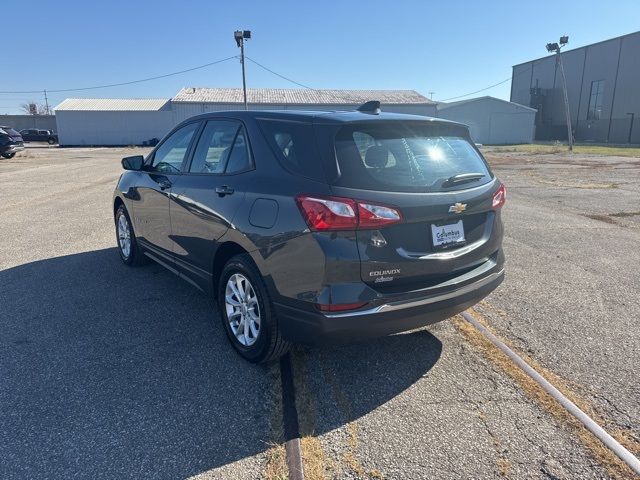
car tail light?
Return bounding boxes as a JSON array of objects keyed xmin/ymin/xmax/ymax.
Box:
[
  {"xmin": 492, "ymin": 184, "xmax": 506, "ymax": 209},
  {"xmin": 295, "ymin": 195, "xmax": 358, "ymax": 231},
  {"xmin": 295, "ymin": 194, "xmax": 402, "ymax": 231},
  {"xmin": 357, "ymin": 202, "xmax": 403, "ymax": 228},
  {"xmin": 315, "ymin": 302, "xmax": 368, "ymax": 312}
]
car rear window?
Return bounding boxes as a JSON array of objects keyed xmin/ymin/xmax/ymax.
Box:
[
  {"xmin": 257, "ymin": 119, "xmax": 325, "ymax": 182},
  {"xmin": 2, "ymin": 128, "xmax": 20, "ymax": 136},
  {"xmin": 332, "ymin": 122, "xmax": 492, "ymax": 192}
]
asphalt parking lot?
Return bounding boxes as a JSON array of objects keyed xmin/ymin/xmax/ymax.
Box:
[{"xmin": 1, "ymin": 146, "xmax": 638, "ymax": 479}]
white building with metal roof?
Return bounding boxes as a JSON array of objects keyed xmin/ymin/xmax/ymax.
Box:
[
  {"xmin": 54, "ymin": 89, "xmax": 437, "ymax": 146},
  {"xmin": 436, "ymin": 96, "xmax": 536, "ymax": 145},
  {"xmin": 54, "ymin": 98, "xmax": 173, "ymax": 146},
  {"xmin": 171, "ymin": 87, "xmax": 435, "ymax": 123}
]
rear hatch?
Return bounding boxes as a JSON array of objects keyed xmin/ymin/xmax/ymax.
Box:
[{"xmin": 318, "ymin": 120, "xmax": 503, "ymax": 292}]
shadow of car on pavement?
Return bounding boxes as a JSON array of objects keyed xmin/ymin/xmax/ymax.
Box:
[{"xmin": 0, "ymin": 247, "xmax": 442, "ymax": 478}]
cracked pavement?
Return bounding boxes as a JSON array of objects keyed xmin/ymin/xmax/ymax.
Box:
[
  {"xmin": 1, "ymin": 147, "xmax": 636, "ymax": 479},
  {"xmin": 478, "ymin": 150, "xmax": 640, "ymax": 440}
]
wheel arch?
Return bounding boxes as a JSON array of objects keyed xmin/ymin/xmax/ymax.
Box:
[
  {"xmin": 212, "ymin": 241, "xmax": 250, "ymax": 287},
  {"xmin": 113, "ymin": 196, "xmax": 125, "ymax": 216}
]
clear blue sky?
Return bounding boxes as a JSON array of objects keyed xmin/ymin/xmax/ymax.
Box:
[{"xmin": 2, "ymin": 0, "xmax": 639, "ymax": 114}]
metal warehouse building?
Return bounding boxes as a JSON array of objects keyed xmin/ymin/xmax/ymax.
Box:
[
  {"xmin": 436, "ymin": 96, "xmax": 536, "ymax": 144},
  {"xmin": 511, "ymin": 31, "xmax": 640, "ymax": 143},
  {"xmin": 55, "ymin": 98, "xmax": 173, "ymax": 146},
  {"xmin": 55, "ymin": 89, "xmax": 436, "ymax": 146},
  {"xmin": 171, "ymin": 87, "xmax": 436, "ymax": 122}
]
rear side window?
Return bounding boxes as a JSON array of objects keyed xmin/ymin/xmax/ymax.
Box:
[
  {"xmin": 189, "ymin": 120, "xmax": 251, "ymax": 174},
  {"xmin": 257, "ymin": 119, "xmax": 325, "ymax": 181},
  {"xmin": 333, "ymin": 123, "xmax": 492, "ymax": 192}
]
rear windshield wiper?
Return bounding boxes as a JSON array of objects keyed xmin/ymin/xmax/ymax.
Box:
[{"xmin": 442, "ymin": 172, "xmax": 485, "ymax": 188}]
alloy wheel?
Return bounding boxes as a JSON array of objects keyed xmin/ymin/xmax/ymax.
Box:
[
  {"xmin": 225, "ymin": 273, "xmax": 261, "ymax": 346},
  {"xmin": 117, "ymin": 214, "xmax": 131, "ymax": 258}
]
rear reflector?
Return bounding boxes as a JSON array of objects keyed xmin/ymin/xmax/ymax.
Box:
[
  {"xmin": 316, "ymin": 302, "xmax": 368, "ymax": 312},
  {"xmin": 295, "ymin": 194, "xmax": 402, "ymax": 231},
  {"xmin": 492, "ymin": 184, "xmax": 506, "ymax": 209}
]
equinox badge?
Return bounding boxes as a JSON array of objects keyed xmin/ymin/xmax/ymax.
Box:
[{"xmin": 448, "ymin": 202, "xmax": 467, "ymax": 214}]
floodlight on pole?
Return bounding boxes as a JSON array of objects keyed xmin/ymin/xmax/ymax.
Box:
[
  {"xmin": 234, "ymin": 29, "xmax": 251, "ymax": 110},
  {"xmin": 546, "ymin": 36, "xmax": 573, "ymax": 151}
]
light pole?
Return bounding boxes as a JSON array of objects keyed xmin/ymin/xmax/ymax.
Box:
[
  {"xmin": 626, "ymin": 113, "xmax": 635, "ymax": 144},
  {"xmin": 234, "ymin": 30, "xmax": 251, "ymax": 110},
  {"xmin": 546, "ymin": 36, "xmax": 573, "ymax": 151}
]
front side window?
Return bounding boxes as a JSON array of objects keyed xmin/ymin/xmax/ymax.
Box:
[
  {"xmin": 150, "ymin": 122, "xmax": 199, "ymax": 173},
  {"xmin": 333, "ymin": 123, "xmax": 492, "ymax": 192},
  {"xmin": 587, "ymin": 80, "xmax": 605, "ymax": 120},
  {"xmin": 189, "ymin": 121, "xmax": 251, "ymax": 174}
]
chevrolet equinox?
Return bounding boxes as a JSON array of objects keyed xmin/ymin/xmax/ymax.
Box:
[{"xmin": 113, "ymin": 104, "xmax": 505, "ymax": 363}]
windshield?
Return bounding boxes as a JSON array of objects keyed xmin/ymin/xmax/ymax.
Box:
[{"xmin": 333, "ymin": 123, "xmax": 492, "ymax": 192}]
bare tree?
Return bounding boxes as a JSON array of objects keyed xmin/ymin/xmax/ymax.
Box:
[{"xmin": 20, "ymin": 102, "xmax": 49, "ymax": 115}]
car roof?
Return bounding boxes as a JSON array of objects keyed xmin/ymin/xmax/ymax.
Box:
[{"xmin": 181, "ymin": 109, "xmax": 465, "ymax": 127}]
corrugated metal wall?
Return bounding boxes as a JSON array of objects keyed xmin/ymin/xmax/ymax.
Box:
[
  {"xmin": 56, "ymin": 110, "xmax": 174, "ymax": 146},
  {"xmin": 0, "ymin": 115, "xmax": 57, "ymax": 132},
  {"xmin": 55, "ymin": 103, "xmax": 437, "ymax": 146},
  {"xmin": 511, "ymin": 31, "xmax": 640, "ymax": 143},
  {"xmin": 437, "ymin": 98, "xmax": 536, "ymax": 145}
]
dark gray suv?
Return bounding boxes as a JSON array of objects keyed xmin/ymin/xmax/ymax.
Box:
[{"xmin": 113, "ymin": 107, "xmax": 505, "ymax": 362}]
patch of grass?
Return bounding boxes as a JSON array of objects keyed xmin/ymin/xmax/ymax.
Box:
[
  {"xmin": 487, "ymin": 144, "xmax": 640, "ymax": 157},
  {"xmin": 263, "ymin": 443, "xmax": 288, "ymax": 480},
  {"xmin": 453, "ymin": 310, "xmax": 639, "ymax": 479},
  {"xmin": 300, "ymin": 436, "xmax": 328, "ymax": 480}
]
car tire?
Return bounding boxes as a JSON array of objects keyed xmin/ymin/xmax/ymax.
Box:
[
  {"xmin": 47, "ymin": 138, "xmax": 55, "ymax": 145},
  {"xmin": 218, "ymin": 253, "xmax": 290, "ymax": 363},
  {"xmin": 115, "ymin": 204, "xmax": 147, "ymax": 266},
  {"xmin": 1, "ymin": 152, "xmax": 15, "ymax": 159}
]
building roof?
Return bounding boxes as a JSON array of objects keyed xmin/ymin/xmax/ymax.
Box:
[
  {"xmin": 172, "ymin": 87, "xmax": 434, "ymax": 105},
  {"xmin": 437, "ymin": 96, "xmax": 537, "ymax": 112},
  {"xmin": 54, "ymin": 98, "xmax": 170, "ymax": 111}
]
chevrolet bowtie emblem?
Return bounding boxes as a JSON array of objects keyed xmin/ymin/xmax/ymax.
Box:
[{"xmin": 448, "ymin": 202, "xmax": 467, "ymax": 214}]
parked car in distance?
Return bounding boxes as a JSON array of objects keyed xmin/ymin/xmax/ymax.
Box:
[
  {"xmin": 113, "ymin": 104, "xmax": 506, "ymax": 363},
  {"xmin": 19, "ymin": 128, "xmax": 58, "ymax": 144},
  {"xmin": 0, "ymin": 126, "xmax": 24, "ymax": 158}
]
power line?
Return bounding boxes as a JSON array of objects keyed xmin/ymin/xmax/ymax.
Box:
[
  {"xmin": 0, "ymin": 55, "xmax": 238, "ymax": 94},
  {"xmin": 245, "ymin": 56, "xmax": 314, "ymax": 90},
  {"xmin": 437, "ymin": 67, "xmax": 533, "ymax": 102},
  {"xmin": 438, "ymin": 77, "xmax": 512, "ymax": 102}
]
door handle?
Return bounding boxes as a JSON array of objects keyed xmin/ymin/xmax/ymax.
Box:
[
  {"xmin": 158, "ymin": 179, "xmax": 172, "ymax": 190},
  {"xmin": 215, "ymin": 185, "xmax": 234, "ymax": 197}
]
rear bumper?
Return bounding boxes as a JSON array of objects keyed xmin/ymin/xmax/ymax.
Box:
[{"xmin": 275, "ymin": 266, "xmax": 504, "ymax": 345}]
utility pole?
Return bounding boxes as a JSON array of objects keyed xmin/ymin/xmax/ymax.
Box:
[
  {"xmin": 234, "ymin": 30, "xmax": 251, "ymax": 110},
  {"xmin": 546, "ymin": 36, "xmax": 573, "ymax": 151},
  {"xmin": 428, "ymin": 91, "xmax": 435, "ymax": 100},
  {"xmin": 43, "ymin": 90, "xmax": 50, "ymax": 115}
]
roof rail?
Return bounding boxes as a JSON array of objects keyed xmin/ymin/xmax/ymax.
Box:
[{"xmin": 357, "ymin": 100, "xmax": 381, "ymax": 115}]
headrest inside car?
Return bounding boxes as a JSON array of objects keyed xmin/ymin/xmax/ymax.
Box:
[{"xmin": 364, "ymin": 145, "xmax": 390, "ymax": 168}]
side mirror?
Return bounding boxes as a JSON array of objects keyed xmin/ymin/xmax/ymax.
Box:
[{"xmin": 122, "ymin": 155, "xmax": 144, "ymax": 171}]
